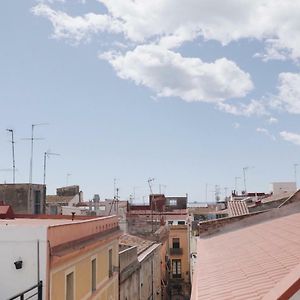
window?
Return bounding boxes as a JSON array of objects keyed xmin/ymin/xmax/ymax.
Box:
[
  {"xmin": 172, "ymin": 259, "xmax": 181, "ymax": 278},
  {"xmin": 109, "ymin": 249, "xmax": 113, "ymax": 278},
  {"xmin": 34, "ymin": 190, "xmax": 41, "ymax": 214},
  {"xmin": 168, "ymin": 221, "xmax": 173, "ymax": 225},
  {"xmin": 172, "ymin": 238, "xmax": 180, "ymax": 249},
  {"xmin": 66, "ymin": 272, "xmax": 74, "ymax": 300},
  {"xmin": 169, "ymin": 199, "xmax": 177, "ymax": 206},
  {"xmin": 178, "ymin": 221, "xmax": 185, "ymax": 225},
  {"xmin": 91, "ymin": 259, "xmax": 96, "ymax": 292}
]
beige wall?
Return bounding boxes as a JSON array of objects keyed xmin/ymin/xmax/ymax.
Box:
[
  {"xmin": 139, "ymin": 246, "xmax": 161, "ymax": 300},
  {"xmin": 119, "ymin": 245, "xmax": 161, "ymax": 300},
  {"xmin": 119, "ymin": 268, "xmax": 140, "ymax": 300},
  {"xmin": 50, "ymin": 240, "xmax": 119, "ymax": 300},
  {"xmin": 160, "ymin": 238, "xmax": 169, "ymax": 300}
]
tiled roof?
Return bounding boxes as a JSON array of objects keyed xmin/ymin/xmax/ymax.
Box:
[
  {"xmin": 261, "ymin": 192, "xmax": 293, "ymax": 204},
  {"xmin": 192, "ymin": 212, "xmax": 300, "ymax": 299},
  {"xmin": 119, "ymin": 233, "xmax": 154, "ymax": 255},
  {"xmin": 0, "ymin": 205, "xmax": 10, "ymax": 214},
  {"xmin": 46, "ymin": 195, "xmax": 74, "ymax": 204},
  {"xmin": 227, "ymin": 200, "xmax": 249, "ymax": 217}
]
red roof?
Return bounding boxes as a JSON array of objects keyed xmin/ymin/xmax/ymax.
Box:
[
  {"xmin": 0, "ymin": 205, "xmax": 14, "ymax": 219},
  {"xmin": 191, "ymin": 212, "xmax": 300, "ymax": 299}
]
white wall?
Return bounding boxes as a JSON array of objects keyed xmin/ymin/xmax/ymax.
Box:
[
  {"xmin": 61, "ymin": 205, "xmax": 88, "ymax": 215},
  {"xmin": 272, "ymin": 182, "xmax": 297, "ymax": 195},
  {"xmin": 69, "ymin": 194, "xmax": 80, "ymax": 206},
  {"xmin": 0, "ymin": 225, "xmax": 47, "ymax": 299}
]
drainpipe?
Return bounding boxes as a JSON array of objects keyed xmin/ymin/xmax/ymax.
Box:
[
  {"xmin": 37, "ymin": 239, "xmax": 40, "ymax": 283},
  {"xmin": 151, "ymin": 256, "xmax": 154, "ymax": 300}
]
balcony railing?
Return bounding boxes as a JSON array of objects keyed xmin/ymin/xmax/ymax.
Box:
[
  {"xmin": 170, "ymin": 248, "xmax": 183, "ymax": 255},
  {"xmin": 8, "ymin": 281, "xmax": 43, "ymax": 300}
]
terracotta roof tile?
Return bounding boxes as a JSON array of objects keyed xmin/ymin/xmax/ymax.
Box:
[
  {"xmin": 191, "ymin": 212, "xmax": 300, "ymax": 299},
  {"xmin": 119, "ymin": 233, "xmax": 154, "ymax": 255}
]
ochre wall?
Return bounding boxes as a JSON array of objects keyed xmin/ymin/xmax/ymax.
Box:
[
  {"xmin": 169, "ymin": 225, "xmax": 189, "ymax": 282},
  {"xmin": 50, "ymin": 240, "xmax": 119, "ymax": 300}
]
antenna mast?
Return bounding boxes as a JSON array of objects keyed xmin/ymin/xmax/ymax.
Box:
[
  {"xmin": 243, "ymin": 167, "xmax": 249, "ymax": 193},
  {"xmin": 148, "ymin": 178, "xmax": 155, "ymax": 233},
  {"xmin": 6, "ymin": 129, "xmax": 16, "ymax": 184},
  {"xmin": 294, "ymin": 163, "xmax": 298, "ymax": 188},
  {"xmin": 43, "ymin": 151, "xmax": 60, "ymax": 186}
]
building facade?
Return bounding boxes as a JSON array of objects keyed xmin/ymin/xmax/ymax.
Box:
[
  {"xmin": 0, "ymin": 212, "xmax": 120, "ymax": 300},
  {"xmin": 119, "ymin": 234, "xmax": 161, "ymax": 300},
  {"xmin": 168, "ymin": 224, "xmax": 190, "ymax": 299},
  {"xmin": 0, "ymin": 183, "xmax": 46, "ymax": 214}
]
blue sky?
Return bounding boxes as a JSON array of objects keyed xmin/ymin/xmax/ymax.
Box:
[{"xmin": 1, "ymin": 0, "xmax": 300, "ymax": 202}]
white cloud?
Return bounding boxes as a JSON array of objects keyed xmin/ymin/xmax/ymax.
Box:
[
  {"xmin": 275, "ymin": 73, "xmax": 300, "ymax": 114},
  {"xmin": 233, "ymin": 122, "xmax": 240, "ymax": 129},
  {"xmin": 268, "ymin": 117, "xmax": 278, "ymax": 124},
  {"xmin": 100, "ymin": 0, "xmax": 300, "ymax": 61},
  {"xmin": 256, "ymin": 127, "xmax": 276, "ymax": 141},
  {"xmin": 33, "ymin": 0, "xmax": 300, "ymax": 60},
  {"xmin": 100, "ymin": 44, "xmax": 253, "ymax": 103},
  {"xmin": 31, "ymin": 4, "xmax": 123, "ymax": 43},
  {"xmin": 31, "ymin": 1, "xmax": 300, "ymax": 117},
  {"xmin": 280, "ymin": 131, "xmax": 300, "ymax": 145},
  {"xmin": 217, "ymin": 99, "xmax": 268, "ymax": 117}
]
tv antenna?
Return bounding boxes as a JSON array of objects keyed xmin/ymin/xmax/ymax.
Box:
[
  {"xmin": 147, "ymin": 178, "xmax": 155, "ymax": 194},
  {"xmin": 148, "ymin": 178, "xmax": 155, "ymax": 233},
  {"xmin": 235, "ymin": 176, "xmax": 241, "ymax": 192},
  {"xmin": 66, "ymin": 173, "xmax": 72, "ymax": 186},
  {"xmin": 294, "ymin": 163, "xmax": 299, "ymax": 188},
  {"xmin": 6, "ymin": 129, "xmax": 16, "ymax": 183},
  {"xmin": 243, "ymin": 166, "xmax": 254, "ymax": 193},
  {"xmin": 22, "ymin": 123, "xmax": 47, "ymax": 184},
  {"xmin": 43, "ymin": 151, "xmax": 60, "ymax": 185}
]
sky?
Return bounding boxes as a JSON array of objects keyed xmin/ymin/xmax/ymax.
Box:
[{"xmin": 1, "ymin": 0, "xmax": 300, "ymax": 203}]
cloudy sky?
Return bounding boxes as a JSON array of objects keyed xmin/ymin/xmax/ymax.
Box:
[{"xmin": 1, "ymin": 0, "xmax": 300, "ymax": 202}]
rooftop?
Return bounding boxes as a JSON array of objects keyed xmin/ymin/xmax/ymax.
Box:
[
  {"xmin": 227, "ymin": 200, "xmax": 249, "ymax": 217},
  {"xmin": 119, "ymin": 233, "xmax": 155, "ymax": 255},
  {"xmin": 0, "ymin": 217, "xmax": 75, "ymax": 227},
  {"xmin": 192, "ymin": 208, "xmax": 300, "ymax": 299},
  {"xmin": 46, "ymin": 195, "xmax": 75, "ymax": 204}
]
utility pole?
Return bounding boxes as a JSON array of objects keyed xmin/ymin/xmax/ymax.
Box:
[
  {"xmin": 6, "ymin": 129, "xmax": 16, "ymax": 184},
  {"xmin": 43, "ymin": 151, "xmax": 60, "ymax": 185}
]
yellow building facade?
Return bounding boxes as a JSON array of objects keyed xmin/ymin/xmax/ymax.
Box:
[
  {"xmin": 168, "ymin": 224, "xmax": 190, "ymax": 299},
  {"xmin": 48, "ymin": 216, "xmax": 120, "ymax": 300}
]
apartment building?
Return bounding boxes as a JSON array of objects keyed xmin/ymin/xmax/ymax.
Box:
[
  {"xmin": 119, "ymin": 234, "xmax": 161, "ymax": 300},
  {"xmin": 0, "ymin": 183, "xmax": 46, "ymax": 214},
  {"xmin": 168, "ymin": 222, "xmax": 190, "ymax": 299},
  {"xmin": 0, "ymin": 209, "xmax": 120, "ymax": 300}
]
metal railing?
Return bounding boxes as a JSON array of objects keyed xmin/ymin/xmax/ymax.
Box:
[{"xmin": 8, "ymin": 281, "xmax": 42, "ymax": 300}]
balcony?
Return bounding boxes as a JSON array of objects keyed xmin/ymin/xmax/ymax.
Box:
[
  {"xmin": 170, "ymin": 247, "xmax": 183, "ymax": 255},
  {"xmin": 8, "ymin": 281, "xmax": 43, "ymax": 300}
]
